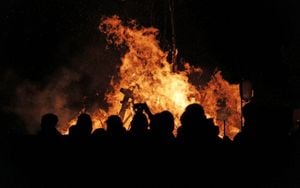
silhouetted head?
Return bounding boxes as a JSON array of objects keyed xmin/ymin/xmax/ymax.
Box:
[
  {"xmin": 68, "ymin": 125, "xmax": 77, "ymax": 136},
  {"xmin": 41, "ymin": 113, "xmax": 58, "ymax": 130},
  {"xmin": 149, "ymin": 111, "xmax": 174, "ymax": 135},
  {"xmin": 106, "ymin": 115, "xmax": 124, "ymax": 133},
  {"xmin": 130, "ymin": 113, "xmax": 148, "ymax": 134},
  {"xmin": 39, "ymin": 113, "xmax": 61, "ymax": 137},
  {"xmin": 158, "ymin": 111, "xmax": 174, "ymax": 134},
  {"xmin": 180, "ymin": 103, "xmax": 206, "ymax": 127},
  {"xmin": 148, "ymin": 111, "xmax": 175, "ymax": 144},
  {"xmin": 74, "ymin": 113, "xmax": 93, "ymax": 136},
  {"xmin": 149, "ymin": 113, "xmax": 160, "ymax": 133}
]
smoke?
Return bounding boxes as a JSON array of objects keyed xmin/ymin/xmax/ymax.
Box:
[
  {"xmin": 15, "ymin": 68, "xmax": 79, "ymax": 134},
  {"xmin": 13, "ymin": 43, "xmax": 120, "ymax": 134}
]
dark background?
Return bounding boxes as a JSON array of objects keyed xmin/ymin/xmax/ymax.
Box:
[{"xmin": 1, "ymin": 0, "xmax": 299, "ymax": 129}]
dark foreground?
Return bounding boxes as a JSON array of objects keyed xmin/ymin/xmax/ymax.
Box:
[{"xmin": 1, "ymin": 135, "xmax": 300, "ymax": 188}]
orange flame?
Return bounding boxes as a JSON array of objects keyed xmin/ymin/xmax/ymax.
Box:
[{"xmin": 68, "ymin": 15, "xmax": 241, "ymax": 139}]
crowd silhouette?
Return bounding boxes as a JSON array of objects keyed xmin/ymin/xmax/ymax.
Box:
[{"xmin": 2, "ymin": 100, "xmax": 299, "ymax": 187}]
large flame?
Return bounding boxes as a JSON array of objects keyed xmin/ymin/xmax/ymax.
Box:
[{"xmin": 68, "ymin": 15, "xmax": 241, "ymax": 139}]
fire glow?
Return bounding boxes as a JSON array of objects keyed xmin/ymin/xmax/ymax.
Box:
[{"xmin": 68, "ymin": 15, "xmax": 241, "ymax": 139}]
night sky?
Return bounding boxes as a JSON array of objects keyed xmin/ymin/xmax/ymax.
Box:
[{"xmin": 1, "ymin": 0, "xmax": 300, "ymax": 130}]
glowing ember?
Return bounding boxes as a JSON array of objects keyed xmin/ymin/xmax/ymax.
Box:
[{"xmin": 68, "ymin": 15, "xmax": 241, "ymax": 139}]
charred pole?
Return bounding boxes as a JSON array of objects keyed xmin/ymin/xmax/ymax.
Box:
[{"xmin": 169, "ymin": 0, "xmax": 177, "ymax": 72}]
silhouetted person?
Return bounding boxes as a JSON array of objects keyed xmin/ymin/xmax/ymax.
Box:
[
  {"xmin": 233, "ymin": 101, "xmax": 258, "ymax": 145},
  {"xmin": 68, "ymin": 125, "xmax": 77, "ymax": 137},
  {"xmin": 105, "ymin": 115, "xmax": 127, "ymax": 143},
  {"xmin": 128, "ymin": 111, "xmax": 149, "ymax": 144},
  {"xmin": 177, "ymin": 103, "xmax": 221, "ymax": 145},
  {"xmin": 149, "ymin": 111, "xmax": 176, "ymax": 145},
  {"xmin": 234, "ymin": 101, "xmax": 291, "ymax": 146},
  {"xmin": 69, "ymin": 113, "xmax": 93, "ymax": 139},
  {"xmin": 233, "ymin": 100, "xmax": 293, "ymax": 186},
  {"xmin": 38, "ymin": 113, "xmax": 61, "ymax": 138}
]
